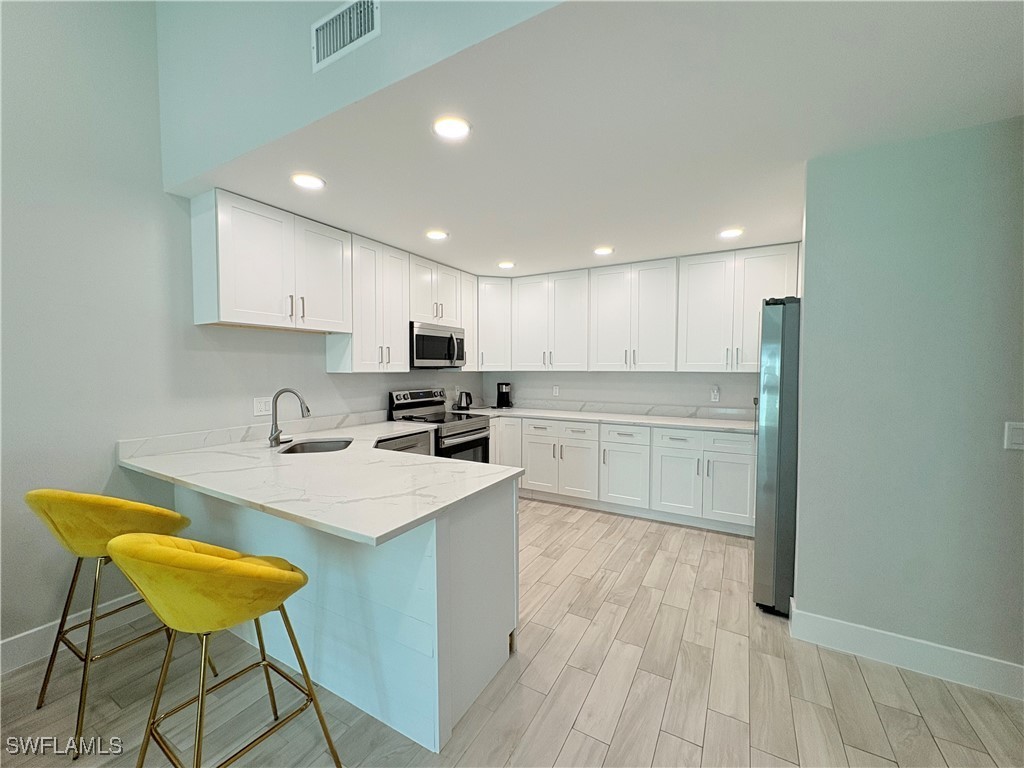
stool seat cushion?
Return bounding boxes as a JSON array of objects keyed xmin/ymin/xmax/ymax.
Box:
[
  {"xmin": 107, "ymin": 533, "xmax": 308, "ymax": 634},
  {"xmin": 25, "ymin": 490, "xmax": 190, "ymax": 558}
]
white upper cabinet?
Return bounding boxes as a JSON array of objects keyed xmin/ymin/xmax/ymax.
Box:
[
  {"xmin": 192, "ymin": 189, "xmax": 352, "ymax": 333},
  {"xmin": 460, "ymin": 273, "xmax": 479, "ymax": 372},
  {"xmin": 677, "ymin": 243, "xmax": 798, "ymax": 373},
  {"xmin": 294, "ymin": 217, "xmax": 353, "ymax": 333},
  {"xmin": 589, "ymin": 265, "xmax": 632, "ymax": 371},
  {"xmin": 590, "ymin": 260, "xmax": 676, "ymax": 371},
  {"xmin": 548, "ymin": 270, "xmax": 589, "ymax": 371},
  {"xmin": 409, "ymin": 255, "xmax": 461, "ymax": 328},
  {"xmin": 678, "ymin": 252, "xmax": 735, "ymax": 372},
  {"xmin": 478, "ymin": 277, "xmax": 512, "ymax": 371},
  {"xmin": 511, "ymin": 271, "xmax": 589, "ymax": 371},
  {"xmin": 731, "ymin": 244, "xmax": 798, "ymax": 373},
  {"xmin": 326, "ymin": 236, "xmax": 407, "ymax": 373},
  {"xmin": 511, "ymin": 275, "xmax": 549, "ymax": 370}
]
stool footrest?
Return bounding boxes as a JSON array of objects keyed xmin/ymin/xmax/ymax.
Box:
[{"xmin": 148, "ymin": 657, "xmax": 315, "ymax": 768}]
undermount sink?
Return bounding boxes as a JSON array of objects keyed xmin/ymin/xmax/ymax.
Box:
[{"xmin": 278, "ymin": 439, "xmax": 353, "ymax": 454}]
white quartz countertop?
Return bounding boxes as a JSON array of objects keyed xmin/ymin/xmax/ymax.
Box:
[
  {"xmin": 118, "ymin": 421, "xmax": 523, "ymax": 547},
  {"xmin": 469, "ymin": 407, "xmax": 755, "ymax": 434}
]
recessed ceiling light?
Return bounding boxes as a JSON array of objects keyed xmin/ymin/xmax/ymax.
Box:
[
  {"xmin": 593, "ymin": 246, "xmax": 614, "ymax": 256},
  {"xmin": 291, "ymin": 172, "xmax": 326, "ymax": 190},
  {"xmin": 426, "ymin": 229, "xmax": 449, "ymax": 241},
  {"xmin": 497, "ymin": 261, "xmax": 515, "ymax": 270},
  {"xmin": 432, "ymin": 116, "xmax": 471, "ymax": 141},
  {"xmin": 719, "ymin": 227, "xmax": 744, "ymax": 239}
]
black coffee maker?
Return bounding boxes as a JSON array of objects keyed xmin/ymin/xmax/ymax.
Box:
[{"xmin": 496, "ymin": 382, "xmax": 513, "ymax": 409}]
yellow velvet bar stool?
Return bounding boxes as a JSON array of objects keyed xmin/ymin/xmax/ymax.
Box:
[
  {"xmin": 107, "ymin": 533, "xmax": 342, "ymax": 768},
  {"xmin": 25, "ymin": 489, "xmax": 216, "ymax": 758}
]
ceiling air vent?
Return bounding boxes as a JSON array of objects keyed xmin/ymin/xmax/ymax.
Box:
[{"xmin": 311, "ymin": 0, "xmax": 381, "ymax": 73}]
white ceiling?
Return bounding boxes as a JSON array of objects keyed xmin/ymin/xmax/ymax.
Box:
[{"xmin": 190, "ymin": 2, "xmax": 1023, "ymax": 277}]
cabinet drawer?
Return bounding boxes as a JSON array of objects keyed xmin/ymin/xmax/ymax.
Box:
[
  {"xmin": 702, "ymin": 431, "xmax": 755, "ymax": 455},
  {"xmin": 652, "ymin": 428, "xmax": 704, "ymax": 450},
  {"xmin": 557, "ymin": 421, "xmax": 598, "ymax": 440},
  {"xmin": 600, "ymin": 424, "xmax": 651, "ymax": 446},
  {"xmin": 523, "ymin": 419, "xmax": 558, "ymax": 436}
]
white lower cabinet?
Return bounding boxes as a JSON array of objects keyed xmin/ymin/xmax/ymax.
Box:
[
  {"xmin": 522, "ymin": 435, "xmax": 559, "ymax": 493},
  {"xmin": 558, "ymin": 438, "xmax": 599, "ymax": 500},
  {"xmin": 702, "ymin": 451, "xmax": 756, "ymax": 525},
  {"xmin": 492, "ymin": 417, "xmax": 523, "ymax": 468},
  {"xmin": 651, "ymin": 446, "xmax": 703, "ymax": 516},
  {"xmin": 599, "ymin": 441, "xmax": 651, "ymax": 509}
]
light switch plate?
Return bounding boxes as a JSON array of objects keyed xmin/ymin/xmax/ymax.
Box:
[
  {"xmin": 253, "ymin": 397, "xmax": 272, "ymax": 417},
  {"xmin": 553, "ymin": 386, "xmax": 559, "ymax": 397},
  {"xmin": 710, "ymin": 386, "xmax": 720, "ymax": 403},
  {"xmin": 1005, "ymin": 422, "xmax": 1024, "ymax": 450}
]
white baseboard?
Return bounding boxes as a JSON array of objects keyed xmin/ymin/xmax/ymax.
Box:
[
  {"xmin": 1, "ymin": 592, "xmax": 153, "ymax": 673},
  {"xmin": 790, "ymin": 599, "xmax": 1024, "ymax": 699},
  {"xmin": 519, "ymin": 489, "xmax": 754, "ymax": 538}
]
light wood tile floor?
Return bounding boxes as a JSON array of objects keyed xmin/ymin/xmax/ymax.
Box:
[{"xmin": 2, "ymin": 500, "xmax": 1021, "ymax": 767}]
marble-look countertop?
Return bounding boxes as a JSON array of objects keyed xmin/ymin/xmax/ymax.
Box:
[
  {"xmin": 468, "ymin": 407, "xmax": 755, "ymax": 434},
  {"xmin": 117, "ymin": 421, "xmax": 524, "ymax": 546}
]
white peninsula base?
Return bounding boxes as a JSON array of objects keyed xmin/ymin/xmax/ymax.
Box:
[{"xmin": 173, "ymin": 478, "xmax": 518, "ymax": 753}]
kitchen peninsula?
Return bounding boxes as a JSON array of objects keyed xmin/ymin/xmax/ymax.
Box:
[{"xmin": 117, "ymin": 420, "xmax": 524, "ymax": 752}]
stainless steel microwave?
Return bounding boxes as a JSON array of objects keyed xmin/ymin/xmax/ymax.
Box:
[{"xmin": 410, "ymin": 322, "xmax": 466, "ymax": 368}]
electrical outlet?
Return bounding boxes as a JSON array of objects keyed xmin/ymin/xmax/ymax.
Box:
[
  {"xmin": 253, "ymin": 397, "xmax": 272, "ymax": 417},
  {"xmin": 710, "ymin": 386, "xmax": 720, "ymax": 403},
  {"xmin": 553, "ymin": 386, "xmax": 560, "ymax": 397}
]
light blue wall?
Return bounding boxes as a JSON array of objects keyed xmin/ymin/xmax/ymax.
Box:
[
  {"xmin": 156, "ymin": 1, "xmax": 557, "ymax": 193},
  {"xmin": 796, "ymin": 118, "xmax": 1024, "ymax": 666}
]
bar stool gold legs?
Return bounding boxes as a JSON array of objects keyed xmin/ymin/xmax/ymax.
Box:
[
  {"xmin": 137, "ymin": 607, "xmax": 342, "ymax": 768},
  {"xmin": 37, "ymin": 558, "xmax": 84, "ymax": 710}
]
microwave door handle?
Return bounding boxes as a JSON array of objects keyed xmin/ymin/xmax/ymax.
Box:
[{"xmin": 450, "ymin": 333, "xmax": 457, "ymax": 365}]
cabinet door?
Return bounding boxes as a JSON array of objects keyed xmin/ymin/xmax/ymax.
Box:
[
  {"xmin": 478, "ymin": 277, "xmax": 512, "ymax": 371},
  {"xmin": 677, "ymin": 252, "xmax": 735, "ymax": 372},
  {"xmin": 216, "ymin": 190, "xmax": 296, "ymax": 328},
  {"xmin": 548, "ymin": 270, "xmax": 589, "ymax": 371},
  {"xmin": 589, "ymin": 265, "xmax": 632, "ymax": 371},
  {"xmin": 522, "ymin": 435, "xmax": 558, "ymax": 493},
  {"xmin": 294, "ymin": 217, "xmax": 352, "ymax": 333},
  {"xmin": 409, "ymin": 255, "xmax": 437, "ymax": 324},
  {"xmin": 436, "ymin": 265, "xmax": 461, "ymax": 327},
  {"xmin": 631, "ymin": 259, "xmax": 677, "ymax": 371},
  {"xmin": 599, "ymin": 442, "xmax": 651, "ymax": 508},
  {"xmin": 461, "ymin": 273, "xmax": 479, "ymax": 372},
  {"xmin": 349, "ymin": 236, "xmax": 384, "ymax": 372},
  {"xmin": 511, "ymin": 275, "xmax": 550, "ymax": 370},
  {"xmin": 702, "ymin": 451, "xmax": 755, "ymax": 525},
  {"xmin": 732, "ymin": 244, "xmax": 798, "ymax": 373},
  {"xmin": 498, "ymin": 418, "xmax": 523, "ymax": 468},
  {"xmin": 558, "ymin": 438, "xmax": 599, "ymax": 500},
  {"xmin": 381, "ymin": 246, "xmax": 410, "ymax": 372},
  {"xmin": 651, "ymin": 447, "xmax": 703, "ymax": 517}
]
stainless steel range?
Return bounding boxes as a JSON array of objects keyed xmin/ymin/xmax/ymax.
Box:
[{"xmin": 388, "ymin": 389, "xmax": 491, "ymax": 462}]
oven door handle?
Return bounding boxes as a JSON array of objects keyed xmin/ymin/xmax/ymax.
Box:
[{"xmin": 440, "ymin": 431, "xmax": 489, "ymax": 448}]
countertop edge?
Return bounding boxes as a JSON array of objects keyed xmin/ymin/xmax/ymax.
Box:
[{"xmin": 470, "ymin": 408, "xmax": 756, "ymax": 434}]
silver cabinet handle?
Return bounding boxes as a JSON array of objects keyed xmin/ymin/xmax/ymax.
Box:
[
  {"xmin": 480, "ymin": 351, "xmax": 484, "ymax": 366},
  {"xmin": 633, "ymin": 349, "xmax": 637, "ymax": 366},
  {"xmin": 378, "ymin": 346, "xmax": 383, "ymax": 363},
  {"xmin": 624, "ymin": 349, "xmax": 628, "ymax": 365},
  {"xmin": 560, "ymin": 445, "xmax": 564, "ymax": 459},
  {"xmin": 667, "ymin": 436, "xmax": 688, "ymax": 442},
  {"xmin": 300, "ymin": 296, "xmax": 306, "ymax": 319},
  {"xmin": 697, "ymin": 458, "xmax": 701, "ymax": 476},
  {"xmin": 725, "ymin": 347, "xmax": 730, "ymax": 369},
  {"xmin": 569, "ymin": 428, "xmax": 586, "ymax": 433},
  {"xmin": 288, "ymin": 294, "xmax": 295, "ymax": 318},
  {"xmin": 386, "ymin": 346, "xmax": 391, "ymax": 364},
  {"xmin": 707, "ymin": 460, "xmax": 712, "ymax": 477},
  {"xmin": 615, "ymin": 431, "xmax": 635, "ymax": 437},
  {"xmin": 542, "ymin": 351, "xmax": 546, "ymax": 366},
  {"xmin": 603, "ymin": 449, "xmax": 608, "ymax": 464},
  {"xmin": 736, "ymin": 347, "xmax": 740, "ymax": 366},
  {"xmin": 533, "ymin": 425, "xmax": 549, "ymax": 430},
  {"xmin": 552, "ymin": 443, "xmax": 556, "ymax": 459},
  {"xmin": 433, "ymin": 302, "xmax": 438, "ymax": 318},
  {"xmin": 549, "ymin": 350, "xmax": 553, "ymax": 366},
  {"xmin": 440, "ymin": 303, "xmax": 444, "ymax": 318}
]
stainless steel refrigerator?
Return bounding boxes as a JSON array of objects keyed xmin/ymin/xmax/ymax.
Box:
[{"xmin": 753, "ymin": 297, "xmax": 800, "ymax": 616}]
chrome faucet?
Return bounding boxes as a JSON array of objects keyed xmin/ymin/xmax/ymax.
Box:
[{"xmin": 269, "ymin": 388, "xmax": 311, "ymax": 447}]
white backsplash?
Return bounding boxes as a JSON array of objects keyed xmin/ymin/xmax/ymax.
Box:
[{"xmin": 480, "ymin": 371, "xmax": 758, "ymax": 420}]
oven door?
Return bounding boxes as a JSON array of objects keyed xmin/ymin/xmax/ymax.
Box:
[
  {"xmin": 411, "ymin": 323, "xmax": 466, "ymax": 368},
  {"xmin": 436, "ymin": 430, "xmax": 490, "ymax": 463}
]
